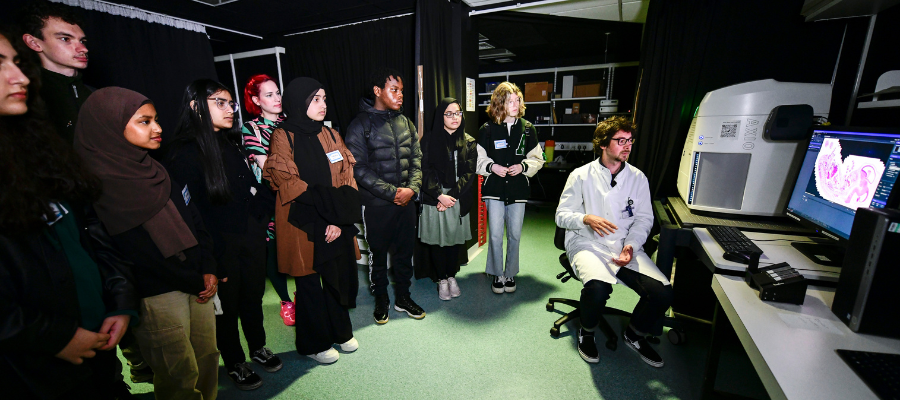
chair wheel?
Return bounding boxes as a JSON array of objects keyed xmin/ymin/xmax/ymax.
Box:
[
  {"xmin": 546, "ymin": 302, "xmax": 554, "ymax": 312},
  {"xmin": 550, "ymin": 327, "xmax": 560, "ymax": 337},
  {"xmin": 668, "ymin": 328, "xmax": 686, "ymax": 345},
  {"xmin": 646, "ymin": 335, "xmax": 661, "ymax": 345}
]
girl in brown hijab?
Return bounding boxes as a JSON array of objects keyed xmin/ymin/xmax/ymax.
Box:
[
  {"xmin": 265, "ymin": 77, "xmax": 361, "ymax": 365},
  {"xmin": 74, "ymin": 87, "xmax": 221, "ymax": 400}
]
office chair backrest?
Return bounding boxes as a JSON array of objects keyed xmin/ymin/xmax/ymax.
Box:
[{"xmin": 554, "ymin": 226, "xmax": 566, "ymax": 251}]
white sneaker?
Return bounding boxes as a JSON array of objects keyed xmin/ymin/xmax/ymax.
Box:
[
  {"xmin": 438, "ymin": 280, "xmax": 451, "ymax": 301},
  {"xmin": 447, "ymin": 277, "xmax": 461, "ymax": 298},
  {"xmin": 338, "ymin": 337, "xmax": 358, "ymax": 352},
  {"xmin": 306, "ymin": 348, "xmax": 339, "ymax": 364}
]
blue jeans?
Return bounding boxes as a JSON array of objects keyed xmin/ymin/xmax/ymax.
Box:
[{"xmin": 485, "ymin": 200, "xmax": 525, "ymax": 278}]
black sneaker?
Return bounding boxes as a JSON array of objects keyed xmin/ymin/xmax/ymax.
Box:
[
  {"xmin": 504, "ymin": 276, "xmax": 517, "ymax": 293},
  {"xmin": 251, "ymin": 347, "xmax": 283, "ymax": 372},
  {"xmin": 374, "ymin": 294, "xmax": 390, "ymax": 324},
  {"xmin": 491, "ymin": 275, "xmax": 505, "ymax": 294},
  {"xmin": 623, "ymin": 327, "xmax": 664, "ymax": 368},
  {"xmin": 394, "ymin": 295, "xmax": 426, "ymax": 319},
  {"xmin": 578, "ymin": 328, "xmax": 599, "ymax": 364},
  {"xmin": 129, "ymin": 361, "xmax": 154, "ymax": 384},
  {"xmin": 227, "ymin": 362, "xmax": 263, "ymax": 390}
]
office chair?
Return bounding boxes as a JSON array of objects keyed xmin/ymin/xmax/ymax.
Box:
[{"xmin": 547, "ymin": 226, "xmax": 686, "ymax": 350}]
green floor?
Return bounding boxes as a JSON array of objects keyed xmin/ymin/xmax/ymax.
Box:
[{"xmin": 124, "ymin": 207, "xmax": 768, "ymax": 399}]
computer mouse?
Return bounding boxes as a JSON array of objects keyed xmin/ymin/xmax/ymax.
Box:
[{"xmin": 723, "ymin": 251, "xmax": 751, "ymax": 264}]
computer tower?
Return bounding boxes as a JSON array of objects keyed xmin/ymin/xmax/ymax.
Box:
[{"xmin": 831, "ymin": 207, "xmax": 900, "ymax": 338}]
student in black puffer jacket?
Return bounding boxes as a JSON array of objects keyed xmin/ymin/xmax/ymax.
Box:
[{"xmin": 345, "ymin": 68, "xmax": 426, "ymax": 325}]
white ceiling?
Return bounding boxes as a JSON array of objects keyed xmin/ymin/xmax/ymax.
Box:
[{"xmin": 464, "ymin": 0, "xmax": 650, "ymax": 23}]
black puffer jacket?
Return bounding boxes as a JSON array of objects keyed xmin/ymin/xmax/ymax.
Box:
[
  {"xmin": 346, "ymin": 98, "xmax": 422, "ymax": 207},
  {"xmin": 0, "ymin": 204, "xmax": 137, "ymax": 399}
]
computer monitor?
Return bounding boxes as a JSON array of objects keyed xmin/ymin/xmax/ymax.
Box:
[{"xmin": 786, "ymin": 126, "xmax": 900, "ymax": 266}]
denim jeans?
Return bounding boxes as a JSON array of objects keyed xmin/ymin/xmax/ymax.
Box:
[{"xmin": 484, "ymin": 199, "xmax": 526, "ymax": 278}]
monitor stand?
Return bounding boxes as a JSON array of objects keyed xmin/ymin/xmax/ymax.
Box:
[{"xmin": 791, "ymin": 241, "xmax": 845, "ymax": 267}]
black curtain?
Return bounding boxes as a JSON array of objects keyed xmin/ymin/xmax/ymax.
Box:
[
  {"xmin": 281, "ymin": 15, "xmax": 415, "ymax": 135},
  {"xmin": 632, "ymin": 0, "xmax": 867, "ymax": 199},
  {"xmin": 3, "ymin": 0, "xmax": 218, "ymax": 140},
  {"xmin": 415, "ymin": 0, "xmax": 480, "ymax": 254}
]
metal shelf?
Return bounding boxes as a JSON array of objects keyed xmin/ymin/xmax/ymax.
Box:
[{"xmin": 552, "ymin": 96, "xmax": 607, "ymax": 101}]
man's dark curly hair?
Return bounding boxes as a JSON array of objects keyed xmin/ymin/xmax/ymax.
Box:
[
  {"xmin": 368, "ymin": 67, "xmax": 403, "ymax": 98},
  {"xmin": 592, "ymin": 115, "xmax": 635, "ymax": 153},
  {"xmin": 0, "ymin": 27, "xmax": 101, "ymax": 233},
  {"xmin": 19, "ymin": 0, "xmax": 85, "ymax": 40}
]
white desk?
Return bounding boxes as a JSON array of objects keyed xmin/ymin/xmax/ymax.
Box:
[
  {"xmin": 693, "ymin": 228, "xmax": 840, "ymax": 283},
  {"xmin": 701, "ymin": 274, "xmax": 900, "ymax": 400}
]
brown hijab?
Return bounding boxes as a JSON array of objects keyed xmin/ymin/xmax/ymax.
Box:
[{"xmin": 74, "ymin": 87, "xmax": 197, "ymax": 258}]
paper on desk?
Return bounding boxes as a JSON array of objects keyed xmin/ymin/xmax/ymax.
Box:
[{"xmin": 778, "ymin": 313, "xmax": 844, "ymax": 335}]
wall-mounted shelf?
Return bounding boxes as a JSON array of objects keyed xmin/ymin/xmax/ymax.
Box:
[
  {"xmin": 858, "ymin": 99, "xmax": 900, "ymax": 109},
  {"xmin": 552, "ymin": 96, "xmax": 607, "ymax": 101}
]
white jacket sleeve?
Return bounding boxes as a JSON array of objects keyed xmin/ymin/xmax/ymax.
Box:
[
  {"xmin": 623, "ymin": 175, "xmax": 653, "ymax": 251},
  {"xmin": 476, "ymin": 144, "xmax": 495, "ymax": 177},
  {"xmin": 522, "ymin": 143, "xmax": 545, "ymax": 178},
  {"xmin": 555, "ymin": 171, "xmax": 586, "ymax": 230}
]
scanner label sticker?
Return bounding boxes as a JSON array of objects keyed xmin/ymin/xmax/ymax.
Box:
[{"xmin": 720, "ymin": 121, "xmax": 740, "ymax": 140}]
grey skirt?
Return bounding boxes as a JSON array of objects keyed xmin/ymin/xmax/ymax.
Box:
[{"xmin": 419, "ymin": 189, "xmax": 472, "ymax": 247}]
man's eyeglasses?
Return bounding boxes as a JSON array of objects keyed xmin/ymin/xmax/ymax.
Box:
[
  {"xmin": 208, "ymin": 97, "xmax": 238, "ymax": 113},
  {"xmin": 610, "ymin": 137, "xmax": 635, "ymax": 146},
  {"xmin": 443, "ymin": 111, "xmax": 463, "ymax": 118}
]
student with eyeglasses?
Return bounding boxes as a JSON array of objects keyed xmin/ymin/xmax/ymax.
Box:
[
  {"xmin": 163, "ymin": 79, "xmax": 280, "ymax": 391},
  {"xmin": 476, "ymin": 82, "xmax": 545, "ymax": 295},
  {"xmin": 415, "ymin": 98, "xmax": 477, "ymax": 300}
]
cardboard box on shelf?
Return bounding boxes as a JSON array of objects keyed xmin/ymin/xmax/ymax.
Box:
[
  {"xmin": 572, "ymin": 103, "xmax": 580, "ymax": 114},
  {"xmin": 524, "ymin": 82, "xmax": 552, "ymax": 102},
  {"xmin": 573, "ymin": 81, "xmax": 604, "ymax": 98}
]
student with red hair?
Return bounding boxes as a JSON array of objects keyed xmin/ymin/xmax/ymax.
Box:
[{"xmin": 241, "ymin": 74, "xmax": 293, "ymax": 325}]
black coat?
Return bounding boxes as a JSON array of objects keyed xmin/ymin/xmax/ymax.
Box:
[
  {"xmin": 420, "ymin": 131, "xmax": 477, "ymax": 217},
  {"xmin": 164, "ymin": 140, "xmax": 274, "ymax": 258},
  {"xmin": 110, "ymin": 180, "xmax": 221, "ymax": 298},
  {"xmin": 0, "ymin": 204, "xmax": 137, "ymax": 399},
  {"xmin": 345, "ymin": 98, "xmax": 423, "ymax": 207}
]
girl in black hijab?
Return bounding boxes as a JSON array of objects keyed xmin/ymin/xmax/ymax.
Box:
[
  {"xmin": 264, "ymin": 77, "xmax": 361, "ymax": 365},
  {"xmin": 415, "ymin": 98, "xmax": 477, "ymax": 300}
]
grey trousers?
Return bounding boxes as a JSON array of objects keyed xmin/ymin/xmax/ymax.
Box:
[
  {"xmin": 484, "ymin": 199, "xmax": 526, "ymax": 278},
  {"xmin": 133, "ymin": 291, "xmax": 219, "ymax": 400}
]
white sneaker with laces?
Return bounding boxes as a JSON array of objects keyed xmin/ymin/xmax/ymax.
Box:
[
  {"xmin": 338, "ymin": 337, "xmax": 359, "ymax": 352},
  {"xmin": 438, "ymin": 279, "xmax": 451, "ymax": 301},
  {"xmin": 447, "ymin": 277, "xmax": 461, "ymax": 297},
  {"xmin": 306, "ymin": 348, "xmax": 339, "ymax": 364}
]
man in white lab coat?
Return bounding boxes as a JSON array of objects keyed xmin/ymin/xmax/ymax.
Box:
[{"xmin": 555, "ymin": 116, "xmax": 672, "ymax": 367}]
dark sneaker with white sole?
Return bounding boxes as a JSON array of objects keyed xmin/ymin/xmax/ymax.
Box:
[
  {"xmin": 251, "ymin": 347, "xmax": 283, "ymax": 372},
  {"xmin": 623, "ymin": 327, "xmax": 664, "ymax": 367},
  {"xmin": 578, "ymin": 328, "xmax": 599, "ymax": 364},
  {"xmin": 227, "ymin": 362, "xmax": 263, "ymax": 390},
  {"xmin": 129, "ymin": 360, "xmax": 154, "ymax": 383},
  {"xmin": 504, "ymin": 276, "xmax": 517, "ymax": 293},
  {"xmin": 394, "ymin": 295, "xmax": 426, "ymax": 319},
  {"xmin": 492, "ymin": 275, "xmax": 505, "ymax": 294},
  {"xmin": 374, "ymin": 294, "xmax": 390, "ymax": 324}
]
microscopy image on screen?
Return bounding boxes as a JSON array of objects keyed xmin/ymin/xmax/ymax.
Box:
[{"xmin": 812, "ymin": 138, "xmax": 886, "ymax": 211}]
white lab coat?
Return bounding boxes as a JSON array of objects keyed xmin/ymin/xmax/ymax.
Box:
[{"xmin": 555, "ymin": 160, "xmax": 669, "ymax": 286}]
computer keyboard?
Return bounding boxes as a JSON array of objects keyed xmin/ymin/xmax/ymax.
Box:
[
  {"xmin": 707, "ymin": 225, "xmax": 763, "ymax": 254},
  {"xmin": 837, "ymin": 349, "xmax": 900, "ymax": 400}
]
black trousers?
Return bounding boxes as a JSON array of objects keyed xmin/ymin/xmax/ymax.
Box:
[
  {"xmin": 294, "ymin": 272, "xmax": 354, "ymax": 355},
  {"xmin": 429, "ymin": 243, "xmax": 460, "ymax": 280},
  {"xmin": 363, "ymin": 203, "xmax": 416, "ymax": 297},
  {"xmin": 216, "ymin": 216, "xmax": 268, "ymax": 366},
  {"xmin": 56, "ymin": 348, "xmax": 121, "ymax": 399},
  {"xmin": 580, "ymin": 267, "xmax": 674, "ymax": 336}
]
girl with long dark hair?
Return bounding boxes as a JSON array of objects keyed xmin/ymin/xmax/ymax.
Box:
[
  {"xmin": 415, "ymin": 98, "xmax": 477, "ymax": 300},
  {"xmin": 264, "ymin": 77, "xmax": 361, "ymax": 364},
  {"xmin": 0, "ymin": 29, "xmax": 137, "ymax": 399},
  {"xmin": 241, "ymin": 74, "xmax": 293, "ymax": 325},
  {"xmin": 164, "ymin": 79, "xmax": 280, "ymax": 391},
  {"xmin": 74, "ymin": 87, "xmax": 222, "ymax": 399}
]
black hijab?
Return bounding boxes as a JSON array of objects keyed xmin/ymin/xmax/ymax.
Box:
[
  {"xmin": 281, "ymin": 77, "xmax": 324, "ymax": 136},
  {"xmin": 427, "ymin": 97, "xmax": 465, "ymax": 187}
]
